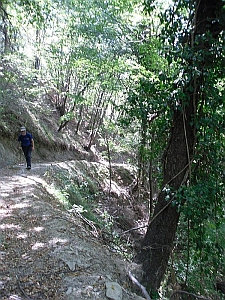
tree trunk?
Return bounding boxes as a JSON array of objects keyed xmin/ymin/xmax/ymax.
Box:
[
  {"xmin": 137, "ymin": 0, "xmax": 224, "ymax": 294},
  {"xmin": 139, "ymin": 103, "xmax": 196, "ymax": 293}
]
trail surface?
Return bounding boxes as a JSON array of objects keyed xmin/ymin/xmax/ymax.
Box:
[{"xmin": 0, "ymin": 163, "xmax": 144, "ymax": 300}]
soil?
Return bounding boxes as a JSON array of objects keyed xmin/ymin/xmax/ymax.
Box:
[{"xmin": 0, "ymin": 161, "xmax": 146, "ymax": 300}]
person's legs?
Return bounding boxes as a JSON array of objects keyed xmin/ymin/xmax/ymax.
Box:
[
  {"xmin": 22, "ymin": 146, "xmax": 32, "ymax": 169},
  {"xmin": 26, "ymin": 147, "xmax": 32, "ymax": 168}
]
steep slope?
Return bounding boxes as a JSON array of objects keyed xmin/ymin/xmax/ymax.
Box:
[
  {"xmin": 0, "ymin": 162, "xmax": 145, "ymax": 300},
  {"xmin": 0, "ymin": 61, "xmax": 150, "ymax": 299}
]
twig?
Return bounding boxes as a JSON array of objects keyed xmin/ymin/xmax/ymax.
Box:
[
  {"xmin": 128, "ymin": 271, "xmax": 151, "ymax": 300},
  {"xmin": 16, "ymin": 276, "xmax": 32, "ymax": 300},
  {"xmin": 75, "ymin": 262, "xmax": 98, "ymax": 273},
  {"xmin": 120, "ymin": 164, "xmax": 191, "ymax": 236},
  {"xmin": 119, "ymin": 224, "xmax": 147, "ymax": 235},
  {"xmin": 170, "ymin": 290, "xmax": 212, "ymax": 300},
  {"xmin": 71, "ymin": 210, "xmax": 99, "ymax": 237},
  {"xmin": 17, "ymin": 215, "xmax": 26, "ymax": 222}
]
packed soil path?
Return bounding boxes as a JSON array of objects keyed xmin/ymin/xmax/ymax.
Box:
[{"xmin": 0, "ymin": 163, "xmax": 144, "ymax": 300}]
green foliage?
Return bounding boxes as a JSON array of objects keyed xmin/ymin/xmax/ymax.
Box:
[
  {"xmin": 1, "ymin": 0, "xmax": 225, "ymax": 297},
  {"xmin": 45, "ymin": 167, "xmax": 100, "ymax": 222},
  {"xmin": 137, "ymin": 0, "xmax": 225, "ymax": 296},
  {"xmin": 172, "ymin": 170, "xmax": 225, "ymax": 294},
  {"xmin": 44, "ymin": 166, "xmax": 134, "ymax": 259},
  {"xmin": 14, "ymin": 0, "xmax": 51, "ymax": 26}
]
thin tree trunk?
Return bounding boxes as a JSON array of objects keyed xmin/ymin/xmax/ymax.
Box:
[
  {"xmin": 105, "ymin": 135, "xmax": 112, "ymax": 201},
  {"xmin": 34, "ymin": 29, "xmax": 41, "ymax": 70},
  {"xmin": 75, "ymin": 104, "xmax": 84, "ymax": 134},
  {"xmin": 148, "ymin": 159, "xmax": 153, "ymax": 216}
]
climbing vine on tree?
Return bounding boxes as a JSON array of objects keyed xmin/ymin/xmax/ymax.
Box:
[
  {"xmin": 1, "ymin": 0, "xmax": 225, "ymax": 298},
  {"xmin": 135, "ymin": 0, "xmax": 225, "ymax": 297}
]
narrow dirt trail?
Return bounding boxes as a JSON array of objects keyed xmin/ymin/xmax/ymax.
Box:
[{"xmin": 0, "ymin": 163, "xmax": 144, "ymax": 300}]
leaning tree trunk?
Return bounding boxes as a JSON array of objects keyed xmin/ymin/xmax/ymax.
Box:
[
  {"xmin": 137, "ymin": 0, "xmax": 224, "ymax": 294},
  {"xmin": 139, "ymin": 100, "xmax": 196, "ymax": 293}
]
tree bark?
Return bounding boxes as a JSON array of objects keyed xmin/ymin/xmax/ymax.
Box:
[
  {"xmin": 137, "ymin": 0, "xmax": 224, "ymax": 294},
  {"xmin": 139, "ymin": 103, "xmax": 196, "ymax": 293}
]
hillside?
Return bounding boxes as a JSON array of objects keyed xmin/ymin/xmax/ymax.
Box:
[
  {"xmin": 0, "ymin": 80, "xmax": 149, "ymax": 299},
  {"xmin": 0, "ymin": 160, "xmax": 148, "ymax": 300},
  {"xmin": 3, "ymin": 61, "xmax": 224, "ymax": 300}
]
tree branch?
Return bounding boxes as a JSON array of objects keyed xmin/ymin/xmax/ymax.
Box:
[
  {"xmin": 170, "ymin": 290, "xmax": 212, "ymax": 300},
  {"xmin": 128, "ymin": 271, "xmax": 152, "ymax": 300}
]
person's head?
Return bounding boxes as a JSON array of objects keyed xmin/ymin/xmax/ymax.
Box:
[{"xmin": 20, "ymin": 126, "xmax": 26, "ymax": 135}]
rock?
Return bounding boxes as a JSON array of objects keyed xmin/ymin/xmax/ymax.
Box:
[
  {"xmin": 63, "ymin": 259, "xmax": 76, "ymax": 271},
  {"xmin": 106, "ymin": 281, "xmax": 122, "ymax": 300},
  {"xmin": 66, "ymin": 286, "xmax": 73, "ymax": 295}
]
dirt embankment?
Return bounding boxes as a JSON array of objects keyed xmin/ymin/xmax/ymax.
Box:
[{"xmin": 0, "ymin": 162, "xmax": 145, "ymax": 300}]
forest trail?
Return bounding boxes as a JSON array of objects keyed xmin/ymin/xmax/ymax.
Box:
[{"xmin": 0, "ymin": 162, "xmax": 144, "ymax": 300}]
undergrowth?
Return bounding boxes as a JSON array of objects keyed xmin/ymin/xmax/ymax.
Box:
[
  {"xmin": 44, "ymin": 167, "xmax": 101, "ymax": 223},
  {"xmin": 44, "ymin": 165, "xmax": 134, "ymax": 260}
]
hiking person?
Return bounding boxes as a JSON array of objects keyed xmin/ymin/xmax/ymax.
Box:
[{"xmin": 18, "ymin": 126, "xmax": 34, "ymax": 169}]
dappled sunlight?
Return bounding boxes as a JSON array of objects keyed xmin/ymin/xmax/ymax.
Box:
[
  {"xmin": 16, "ymin": 232, "xmax": 28, "ymax": 239},
  {"xmin": 0, "ymin": 191, "xmax": 10, "ymax": 197},
  {"xmin": 30, "ymin": 226, "xmax": 44, "ymax": 232},
  {"xmin": 31, "ymin": 242, "xmax": 46, "ymax": 250},
  {"xmin": 5, "ymin": 294, "xmax": 22, "ymax": 300},
  {"xmin": 103, "ymin": 178, "xmax": 128, "ymax": 198},
  {"xmin": 0, "ymin": 223, "xmax": 21, "ymax": 230},
  {"xmin": 42, "ymin": 214, "xmax": 54, "ymax": 221},
  {"xmin": 48, "ymin": 238, "xmax": 69, "ymax": 246},
  {"xmin": 0, "ymin": 207, "xmax": 12, "ymax": 218},
  {"xmin": 0, "ymin": 160, "xmax": 148, "ymax": 299},
  {"xmin": 0, "ymin": 175, "xmax": 37, "ymax": 202},
  {"xmin": 0, "ymin": 166, "xmax": 73, "ymax": 299},
  {"xmin": 11, "ymin": 202, "xmax": 30, "ymax": 209},
  {"xmin": 21, "ymin": 253, "xmax": 30, "ymax": 260},
  {"xmin": 0, "ymin": 198, "xmax": 31, "ymax": 222}
]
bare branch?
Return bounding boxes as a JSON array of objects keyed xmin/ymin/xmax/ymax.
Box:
[{"xmin": 128, "ymin": 271, "xmax": 152, "ymax": 300}]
